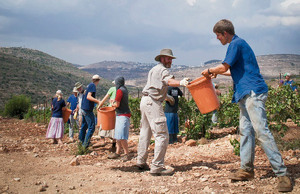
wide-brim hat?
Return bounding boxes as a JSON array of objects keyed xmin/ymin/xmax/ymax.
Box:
[
  {"xmin": 75, "ymin": 82, "xmax": 83, "ymax": 89},
  {"xmin": 155, "ymin": 48, "xmax": 176, "ymax": 62}
]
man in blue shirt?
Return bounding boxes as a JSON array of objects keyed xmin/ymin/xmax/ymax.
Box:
[
  {"xmin": 79, "ymin": 75, "xmax": 101, "ymax": 148},
  {"xmin": 201, "ymin": 19, "xmax": 292, "ymax": 192},
  {"xmin": 283, "ymin": 72, "xmax": 298, "ymax": 92}
]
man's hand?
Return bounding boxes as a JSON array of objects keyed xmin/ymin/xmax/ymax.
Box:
[
  {"xmin": 180, "ymin": 78, "xmax": 190, "ymax": 86},
  {"xmin": 201, "ymin": 69, "xmax": 217, "ymax": 78}
]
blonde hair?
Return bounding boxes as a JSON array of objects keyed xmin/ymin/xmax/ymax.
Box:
[{"xmin": 56, "ymin": 90, "xmax": 63, "ymax": 100}]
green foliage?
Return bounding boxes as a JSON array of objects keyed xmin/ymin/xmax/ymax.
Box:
[
  {"xmin": 129, "ymin": 96, "xmax": 141, "ymax": 129},
  {"xmin": 24, "ymin": 107, "xmax": 52, "ymax": 123},
  {"xmin": 230, "ymin": 138, "xmax": 240, "ymax": 156},
  {"xmin": 217, "ymin": 88, "xmax": 239, "ymax": 128},
  {"xmin": 75, "ymin": 142, "xmax": 91, "ymax": 155},
  {"xmin": 4, "ymin": 95, "xmax": 31, "ymax": 119},
  {"xmin": 266, "ymin": 85, "xmax": 300, "ymax": 133},
  {"xmin": 178, "ymin": 97, "xmax": 213, "ymax": 140}
]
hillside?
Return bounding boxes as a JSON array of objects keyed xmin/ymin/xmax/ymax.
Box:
[
  {"xmin": 113, "ymin": 54, "xmax": 299, "ymax": 88},
  {"xmin": 0, "ymin": 47, "xmax": 112, "ymax": 110}
]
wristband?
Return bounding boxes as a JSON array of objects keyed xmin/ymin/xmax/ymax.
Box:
[{"xmin": 208, "ymin": 68, "xmax": 212, "ymax": 75}]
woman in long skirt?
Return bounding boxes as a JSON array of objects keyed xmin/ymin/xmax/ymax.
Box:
[{"xmin": 46, "ymin": 90, "xmax": 66, "ymax": 144}]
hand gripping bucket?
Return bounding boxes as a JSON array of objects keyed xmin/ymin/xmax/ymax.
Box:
[
  {"xmin": 187, "ymin": 77, "xmax": 220, "ymax": 114},
  {"xmin": 62, "ymin": 108, "xmax": 72, "ymax": 123},
  {"xmin": 97, "ymin": 107, "xmax": 116, "ymax": 130}
]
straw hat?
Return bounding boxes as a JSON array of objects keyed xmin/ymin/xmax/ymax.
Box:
[
  {"xmin": 92, "ymin": 74, "xmax": 101, "ymax": 80},
  {"xmin": 75, "ymin": 82, "xmax": 83, "ymax": 89},
  {"xmin": 155, "ymin": 48, "xmax": 176, "ymax": 62}
]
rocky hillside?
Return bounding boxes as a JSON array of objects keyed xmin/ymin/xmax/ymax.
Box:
[
  {"xmin": 0, "ymin": 47, "xmax": 112, "ymax": 110},
  {"xmin": 99, "ymin": 54, "xmax": 299, "ymax": 88}
]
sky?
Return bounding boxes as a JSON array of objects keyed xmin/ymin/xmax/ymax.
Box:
[{"xmin": 0, "ymin": 0, "xmax": 300, "ymax": 66}]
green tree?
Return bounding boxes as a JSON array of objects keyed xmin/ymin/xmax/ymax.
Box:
[{"xmin": 4, "ymin": 95, "xmax": 31, "ymax": 119}]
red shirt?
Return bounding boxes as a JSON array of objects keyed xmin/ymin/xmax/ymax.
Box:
[{"xmin": 115, "ymin": 89, "xmax": 131, "ymax": 118}]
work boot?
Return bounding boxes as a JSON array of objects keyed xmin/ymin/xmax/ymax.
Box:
[
  {"xmin": 107, "ymin": 152, "xmax": 120, "ymax": 159},
  {"xmin": 136, "ymin": 163, "xmax": 150, "ymax": 171},
  {"xmin": 229, "ymin": 169, "xmax": 254, "ymax": 181},
  {"xmin": 150, "ymin": 168, "xmax": 174, "ymax": 176},
  {"xmin": 277, "ymin": 176, "xmax": 293, "ymax": 192}
]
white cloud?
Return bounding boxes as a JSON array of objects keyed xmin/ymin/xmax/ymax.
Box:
[
  {"xmin": 0, "ymin": 0, "xmax": 299, "ymax": 66},
  {"xmin": 186, "ymin": 0, "xmax": 197, "ymax": 6}
]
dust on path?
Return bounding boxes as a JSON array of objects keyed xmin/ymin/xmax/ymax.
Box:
[{"xmin": 0, "ymin": 117, "xmax": 299, "ymax": 193}]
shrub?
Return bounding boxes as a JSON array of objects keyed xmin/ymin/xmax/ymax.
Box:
[
  {"xmin": 129, "ymin": 96, "xmax": 141, "ymax": 130},
  {"xmin": 4, "ymin": 95, "xmax": 31, "ymax": 119}
]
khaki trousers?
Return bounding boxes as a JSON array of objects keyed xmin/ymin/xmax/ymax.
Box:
[{"xmin": 137, "ymin": 96, "xmax": 169, "ymax": 172}]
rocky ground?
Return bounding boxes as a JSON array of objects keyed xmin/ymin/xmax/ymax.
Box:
[{"xmin": 0, "ymin": 117, "xmax": 299, "ymax": 193}]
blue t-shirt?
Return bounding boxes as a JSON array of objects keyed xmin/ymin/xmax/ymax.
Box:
[
  {"xmin": 284, "ymin": 80, "xmax": 297, "ymax": 91},
  {"xmin": 67, "ymin": 94, "xmax": 78, "ymax": 114},
  {"xmin": 81, "ymin": 82, "xmax": 96, "ymax": 111},
  {"xmin": 223, "ymin": 35, "xmax": 268, "ymax": 103},
  {"xmin": 52, "ymin": 98, "xmax": 66, "ymax": 118}
]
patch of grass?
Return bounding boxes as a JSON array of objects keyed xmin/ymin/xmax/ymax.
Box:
[{"xmin": 74, "ymin": 142, "xmax": 91, "ymax": 155}]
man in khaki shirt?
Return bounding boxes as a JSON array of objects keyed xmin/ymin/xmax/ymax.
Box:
[{"xmin": 136, "ymin": 48, "xmax": 189, "ymax": 176}]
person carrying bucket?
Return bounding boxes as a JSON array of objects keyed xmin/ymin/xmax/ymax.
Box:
[
  {"xmin": 201, "ymin": 19, "xmax": 292, "ymax": 192},
  {"xmin": 106, "ymin": 76, "xmax": 131, "ymax": 161},
  {"xmin": 79, "ymin": 75, "xmax": 101, "ymax": 148},
  {"xmin": 136, "ymin": 48, "xmax": 189, "ymax": 176},
  {"xmin": 95, "ymin": 81, "xmax": 117, "ymax": 152}
]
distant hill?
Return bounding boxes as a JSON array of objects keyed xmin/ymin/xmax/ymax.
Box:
[
  {"xmin": 80, "ymin": 61, "xmax": 156, "ymax": 81},
  {"xmin": 81, "ymin": 54, "xmax": 300, "ymax": 88},
  {"xmin": 0, "ymin": 47, "xmax": 112, "ymax": 110},
  {"xmin": 204, "ymin": 59, "xmax": 222, "ymax": 65}
]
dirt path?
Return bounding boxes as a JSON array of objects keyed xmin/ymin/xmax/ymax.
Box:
[{"xmin": 0, "ymin": 117, "xmax": 299, "ymax": 193}]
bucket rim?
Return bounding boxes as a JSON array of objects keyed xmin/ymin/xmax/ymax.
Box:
[
  {"xmin": 187, "ymin": 76, "xmax": 211, "ymax": 89},
  {"xmin": 98, "ymin": 106, "xmax": 116, "ymax": 112}
]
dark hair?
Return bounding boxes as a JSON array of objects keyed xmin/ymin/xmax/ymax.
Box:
[{"xmin": 213, "ymin": 19, "xmax": 235, "ymax": 35}]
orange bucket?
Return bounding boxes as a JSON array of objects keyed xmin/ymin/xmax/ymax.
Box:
[
  {"xmin": 62, "ymin": 108, "xmax": 72, "ymax": 123},
  {"xmin": 97, "ymin": 107, "xmax": 116, "ymax": 130},
  {"xmin": 187, "ymin": 77, "xmax": 220, "ymax": 114}
]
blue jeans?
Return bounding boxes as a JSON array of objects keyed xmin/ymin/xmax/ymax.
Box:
[
  {"xmin": 238, "ymin": 91, "xmax": 287, "ymax": 176},
  {"xmin": 79, "ymin": 110, "xmax": 95, "ymax": 148}
]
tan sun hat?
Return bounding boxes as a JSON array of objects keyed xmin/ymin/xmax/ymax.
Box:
[
  {"xmin": 75, "ymin": 82, "xmax": 83, "ymax": 89},
  {"xmin": 155, "ymin": 48, "xmax": 176, "ymax": 62}
]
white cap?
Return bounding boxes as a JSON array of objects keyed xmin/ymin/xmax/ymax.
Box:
[
  {"xmin": 92, "ymin": 74, "xmax": 101, "ymax": 80},
  {"xmin": 56, "ymin": 90, "xmax": 63, "ymax": 96},
  {"xmin": 72, "ymin": 87, "xmax": 78, "ymax": 93}
]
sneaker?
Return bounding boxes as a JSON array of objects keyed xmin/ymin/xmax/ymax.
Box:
[
  {"xmin": 277, "ymin": 176, "xmax": 293, "ymax": 192},
  {"xmin": 108, "ymin": 152, "xmax": 120, "ymax": 159},
  {"xmin": 150, "ymin": 168, "xmax": 174, "ymax": 176},
  {"xmin": 136, "ymin": 163, "xmax": 150, "ymax": 171},
  {"xmin": 229, "ymin": 169, "xmax": 254, "ymax": 181},
  {"xmin": 120, "ymin": 154, "xmax": 131, "ymax": 162},
  {"xmin": 92, "ymin": 141, "xmax": 106, "ymax": 148}
]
